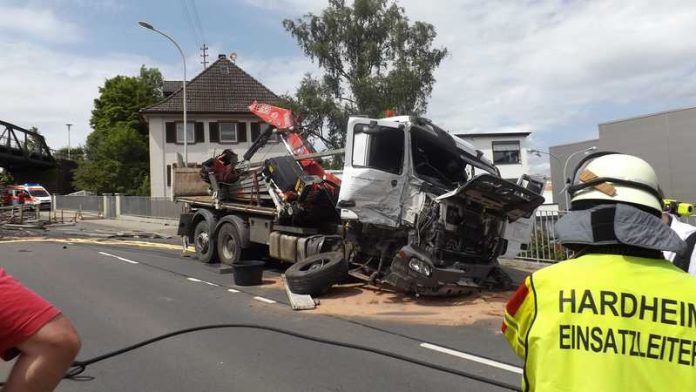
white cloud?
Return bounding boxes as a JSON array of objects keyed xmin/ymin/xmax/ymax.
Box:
[
  {"xmin": 0, "ymin": 4, "xmax": 82, "ymax": 43},
  {"xmin": 243, "ymin": 0, "xmax": 696, "ymax": 149}
]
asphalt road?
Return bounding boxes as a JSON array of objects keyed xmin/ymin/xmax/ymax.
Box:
[{"xmin": 0, "ymin": 240, "xmax": 523, "ymax": 391}]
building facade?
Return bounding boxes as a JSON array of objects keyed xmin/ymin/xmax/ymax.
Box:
[
  {"xmin": 550, "ymin": 106, "xmax": 696, "ymax": 210},
  {"xmin": 142, "ymin": 55, "xmax": 286, "ymax": 198},
  {"xmin": 454, "ymin": 131, "xmax": 531, "ymax": 182}
]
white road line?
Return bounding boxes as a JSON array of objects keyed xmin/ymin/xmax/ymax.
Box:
[
  {"xmin": 419, "ymin": 343, "xmax": 523, "ymax": 374},
  {"xmin": 186, "ymin": 277, "xmax": 219, "ymax": 286},
  {"xmin": 227, "ymin": 288, "xmax": 240, "ymax": 293},
  {"xmin": 253, "ymin": 296, "xmax": 276, "ymax": 304},
  {"xmin": 98, "ymin": 251, "xmax": 139, "ymax": 264}
]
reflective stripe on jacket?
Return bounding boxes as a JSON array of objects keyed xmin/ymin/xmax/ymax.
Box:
[{"xmin": 502, "ymin": 254, "xmax": 696, "ymax": 392}]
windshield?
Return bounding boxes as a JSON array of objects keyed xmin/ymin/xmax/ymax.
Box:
[
  {"xmin": 28, "ymin": 189, "xmax": 49, "ymax": 197},
  {"xmin": 411, "ymin": 126, "xmax": 469, "ymax": 188}
]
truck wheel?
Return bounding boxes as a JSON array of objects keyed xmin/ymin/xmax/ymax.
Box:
[
  {"xmin": 285, "ymin": 252, "xmax": 347, "ymax": 296},
  {"xmin": 217, "ymin": 222, "xmax": 241, "ymax": 265},
  {"xmin": 194, "ymin": 220, "xmax": 218, "ymax": 264}
]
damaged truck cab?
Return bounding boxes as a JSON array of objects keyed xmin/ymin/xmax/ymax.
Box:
[
  {"xmin": 175, "ymin": 104, "xmax": 544, "ymax": 297},
  {"xmin": 338, "ymin": 116, "xmax": 544, "ymax": 295}
]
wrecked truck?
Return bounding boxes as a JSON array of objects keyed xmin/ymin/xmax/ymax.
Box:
[{"xmin": 175, "ymin": 103, "xmax": 545, "ymax": 296}]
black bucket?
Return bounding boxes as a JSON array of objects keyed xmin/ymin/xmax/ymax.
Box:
[{"xmin": 231, "ymin": 260, "xmax": 265, "ymax": 286}]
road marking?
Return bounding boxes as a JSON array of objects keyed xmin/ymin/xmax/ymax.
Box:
[
  {"xmin": 0, "ymin": 238, "xmax": 194, "ymax": 253},
  {"xmin": 419, "ymin": 343, "xmax": 523, "ymax": 374},
  {"xmin": 253, "ymin": 296, "xmax": 276, "ymax": 304},
  {"xmin": 186, "ymin": 277, "xmax": 219, "ymax": 286},
  {"xmin": 98, "ymin": 251, "xmax": 139, "ymax": 264},
  {"xmin": 227, "ymin": 288, "xmax": 240, "ymax": 293}
]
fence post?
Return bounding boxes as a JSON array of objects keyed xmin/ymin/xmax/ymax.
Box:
[
  {"xmin": 114, "ymin": 193, "xmax": 122, "ymax": 219},
  {"xmin": 103, "ymin": 193, "xmax": 111, "ymax": 219}
]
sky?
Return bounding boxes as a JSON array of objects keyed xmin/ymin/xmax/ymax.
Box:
[{"xmin": 2, "ymin": 0, "xmax": 696, "ymax": 176}]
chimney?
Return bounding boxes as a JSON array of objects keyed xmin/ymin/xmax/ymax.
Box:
[{"xmin": 218, "ymin": 54, "xmax": 226, "ymax": 59}]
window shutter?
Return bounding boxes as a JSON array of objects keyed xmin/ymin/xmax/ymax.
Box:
[
  {"xmin": 251, "ymin": 122, "xmax": 260, "ymax": 142},
  {"xmin": 237, "ymin": 122, "xmax": 247, "ymax": 143},
  {"xmin": 166, "ymin": 164, "xmax": 172, "ymax": 186},
  {"xmin": 194, "ymin": 122, "xmax": 204, "ymax": 143},
  {"xmin": 165, "ymin": 122, "xmax": 176, "ymax": 143},
  {"xmin": 209, "ymin": 122, "xmax": 220, "ymax": 143}
]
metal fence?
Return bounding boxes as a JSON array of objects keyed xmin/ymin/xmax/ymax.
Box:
[
  {"xmin": 119, "ymin": 196, "xmax": 183, "ymax": 219},
  {"xmin": 55, "ymin": 195, "xmax": 104, "ymax": 213},
  {"xmin": 516, "ymin": 210, "xmax": 571, "ymax": 263}
]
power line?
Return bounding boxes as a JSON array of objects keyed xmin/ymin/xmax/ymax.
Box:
[
  {"xmin": 188, "ymin": 0, "xmax": 206, "ymax": 44},
  {"xmin": 180, "ymin": 0, "xmax": 202, "ymax": 44}
]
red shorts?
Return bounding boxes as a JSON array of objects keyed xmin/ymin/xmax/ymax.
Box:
[{"xmin": 0, "ymin": 268, "xmax": 61, "ymax": 361}]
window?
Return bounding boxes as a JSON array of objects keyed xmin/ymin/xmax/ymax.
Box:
[
  {"xmin": 219, "ymin": 123, "xmax": 238, "ymax": 143},
  {"xmin": 492, "ymin": 140, "xmax": 521, "ymax": 164},
  {"xmin": 166, "ymin": 164, "xmax": 172, "ymax": 186},
  {"xmin": 176, "ymin": 122, "xmax": 195, "ymax": 143},
  {"xmin": 250, "ymin": 122, "xmax": 279, "ymax": 143},
  {"xmin": 411, "ymin": 126, "xmax": 469, "ymax": 187},
  {"xmin": 351, "ymin": 125, "xmax": 404, "ymax": 174}
]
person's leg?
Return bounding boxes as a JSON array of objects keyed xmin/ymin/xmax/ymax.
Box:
[{"xmin": 2, "ymin": 315, "xmax": 80, "ymax": 392}]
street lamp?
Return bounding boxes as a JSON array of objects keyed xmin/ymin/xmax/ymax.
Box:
[
  {"xmin": 562, "ymin": 146, "xmax": 597, "ymax": 209},
  {"xmin": 528, "ymin": 148, "xmax": 562, "ymax": 166},
  {"xmin": 65, "ymin": 123, "xmax": 72, "ymax": 160},
  {"xmin": 139, "ymin": 21, "xmax": 188, "ymax": 166}
]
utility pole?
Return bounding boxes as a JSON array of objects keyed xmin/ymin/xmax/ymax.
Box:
[
  {"xmin": 200, "ymin": 44, "xmax": 209, "ymax": 69},
  {"xmin": 65, "ymin": 123, "xmax": 72, "ymax": 160}
]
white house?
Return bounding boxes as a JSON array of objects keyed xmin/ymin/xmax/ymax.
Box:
[
  {"xmin": 453, "ymin": 131, "xmax": 531, "ymax": 182},
  {"xmin": 141, "ymin": 55, "xmax": 286, "ymax": 198}
]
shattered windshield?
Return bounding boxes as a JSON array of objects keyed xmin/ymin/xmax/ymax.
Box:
[{"xmin": 411, "ymin": 126, "xmax": 470, "ymax": 188}]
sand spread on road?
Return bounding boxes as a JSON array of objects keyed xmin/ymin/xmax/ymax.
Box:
[{"xmin": 265, "ymin": 276, "xmax": 513, "ymax": 327}]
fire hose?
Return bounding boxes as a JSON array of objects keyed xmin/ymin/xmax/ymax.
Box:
[{"xmin": 0, "ymin": 323, "xmax": 522, "ymax": 391}]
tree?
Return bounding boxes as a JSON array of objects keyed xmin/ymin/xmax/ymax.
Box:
[
  {"xmin": 74, "ymin": 126, "xmax": 150, "ymax": 194},
  {"xmin": 74, "ymin": 66, "xmax": 163, "ymax": 195},
  {"xmin": 283, "ymin": 0, "xmax": 447, "ymax": 148},
  {"xmin": 0, "ymin": 169, "xmax": 13, "ymax": 186},
  {"xmin": 54, "ymin": 146, "xmax": 85, "ymax": 161}
]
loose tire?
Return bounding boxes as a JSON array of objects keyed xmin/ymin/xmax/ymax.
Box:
[
  {"xmin": 285, "ymin": 252, "xmax": 347, "ymax": 296},
  {"xmin": 216, "ymin": 222, "xmax": 241, "ymax": 266},
  {"xmin": 194, "ymin": 220, "xmax": 218, "ymax": 264}
]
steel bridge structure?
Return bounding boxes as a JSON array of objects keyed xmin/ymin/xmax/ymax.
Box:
[{"xmin": 0, "ymin": 119, "xmax": 55, "ymax": 170}]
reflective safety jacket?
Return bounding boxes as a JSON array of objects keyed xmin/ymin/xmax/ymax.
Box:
[{"xmin": 503, "ymin": 254, "xmax": 696, "ymax": 392}]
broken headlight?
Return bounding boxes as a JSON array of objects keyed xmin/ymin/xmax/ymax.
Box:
[{"xmin": 408, "ymin": 258, "xmax": 432, "ymax": 277}]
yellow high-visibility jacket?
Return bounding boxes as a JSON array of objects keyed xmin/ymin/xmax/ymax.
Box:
[{"xmin": 503, "ymin": 254, "xmax": 696, "ymax": 392}]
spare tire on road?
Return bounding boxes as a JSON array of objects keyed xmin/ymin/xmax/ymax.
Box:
[{"xmin": 285, "ymin": 252, "xmax": 347, "ymax": 296}]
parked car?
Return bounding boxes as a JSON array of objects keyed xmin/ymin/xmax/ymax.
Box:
[{"xmin": 1, "ymin": 184, "xmax": 52, "ymax": 209}]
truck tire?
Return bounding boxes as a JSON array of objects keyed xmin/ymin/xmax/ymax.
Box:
[
  {"xmin": 216, "ymin": 222, "xmax": 241, "ymax": 265},
  {"xmin": 194, "ymin": 220, "xmax": 218, "ymax": 264},
  {"xmin": 285, "ymin": 252, "xmax": 347, "ymax": 296}
]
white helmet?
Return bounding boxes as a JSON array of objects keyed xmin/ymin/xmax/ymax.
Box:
[{"xmin": 568, "ymin": 153, "xmax": 663, "ymax": 213}]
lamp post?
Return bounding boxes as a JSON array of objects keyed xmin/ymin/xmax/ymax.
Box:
[
  {"xmin": 65, "ymin": 123, "xmax": 72, "ymax": 160},
  {"xmin": 139, "ymin": 21, "xmax": 188, "ymax": 166},
  {"xmin": 562, "ymin": 146, "xmax": 597, "ymax": 209}
]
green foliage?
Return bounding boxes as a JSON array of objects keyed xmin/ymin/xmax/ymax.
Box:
[
  {"xmin": 75, "ymin": 66, "xmax": 162, "ymax": 195},
  {"xmin": 74, "ymin": 126, "xmax": 150, "ymax": 195},
  {"xmin": 0, "ymin": 170, "xmax": 14, "ymax": 186},
  {"xmin": 54, "ymin": 146, "xmax": 85, "ymax": 161},
  {"xmin": 283, "ymin": 0, "xmax": 447, "ymax": 148}
]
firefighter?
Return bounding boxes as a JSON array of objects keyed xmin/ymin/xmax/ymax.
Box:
[
  {"xmin": 662, "ymin": 212, "xmax": 696, "ymax": 275},
  {"xmin": 502, "ymin": 152, "xmax": 696, "ymax": 391}
]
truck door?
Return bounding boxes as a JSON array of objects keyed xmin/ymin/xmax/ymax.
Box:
[
  {"xmin": 502, "ymin": 175, "xmax": 546, "ymax": 258},
  {"xmin": 337, "ymin": 118, "xmax": 407, "ymax": 227}
]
